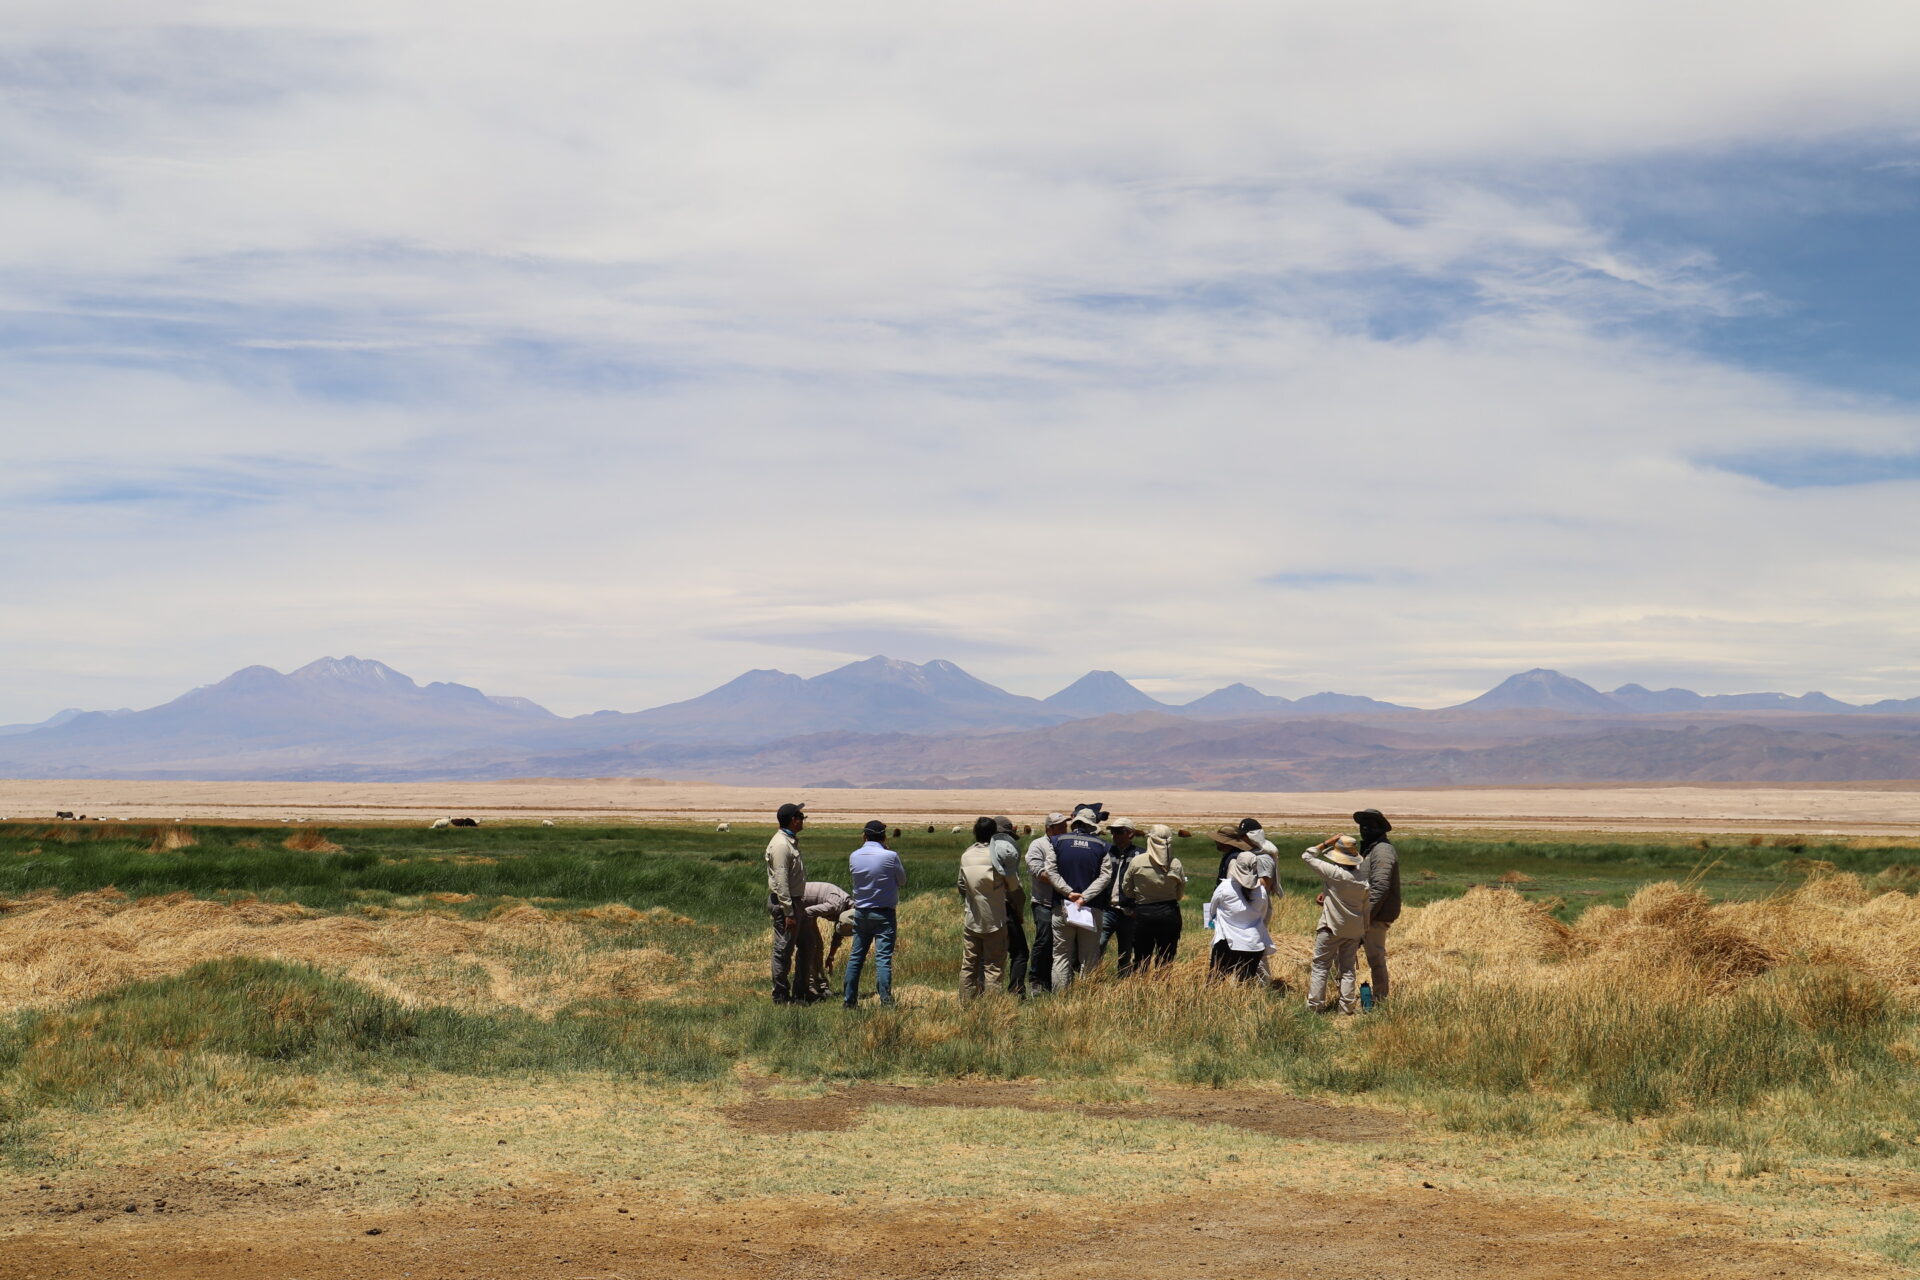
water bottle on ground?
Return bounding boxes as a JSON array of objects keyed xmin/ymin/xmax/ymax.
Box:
[{"xmin": 1359, "ymin": 981, "xmax": 1375, "ymax": 1011}]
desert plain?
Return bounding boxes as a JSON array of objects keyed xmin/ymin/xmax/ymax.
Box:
[{"xmin": 12, "ymin": 776, "xmax": 1920, "ymax": 833}]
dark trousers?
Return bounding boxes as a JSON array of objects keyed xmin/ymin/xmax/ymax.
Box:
[
  {"xmin": 770, "ymin": 898, "xmax": 822, "ymax": 1004},
  {"xmin": 1098, "ymin": 903, "xmax": 1137, "ymax": 977},
  {"xmin": 1210, "ymin": 939, "xmax": 1263, "ymax": 983},
  {"xmin": 1028, "ymin": 900, "xmax": 1055, "ymax": 993},
  {"xmin": 842, "ymin": 906, "xmax": 897, "ymax": 1006},
  {"xmin": 1005, "ymin": 910, "xmax": 1030, "ymax": 997},
  {"xmin": 1131, "ymin": 901, "xmax": 1182, "ymax": 971}
]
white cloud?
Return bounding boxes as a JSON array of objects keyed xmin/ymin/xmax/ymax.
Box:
[{"xmin": 5, "ymin": 2, "xmax": 1920, "ymax": 719}]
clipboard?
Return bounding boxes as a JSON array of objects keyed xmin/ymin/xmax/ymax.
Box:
[{"xmin": 1062, "ymin": 901, "xmax": 1097, "ymax": 932}]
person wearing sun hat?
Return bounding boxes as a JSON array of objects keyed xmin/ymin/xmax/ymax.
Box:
[
  {"xmin": 1042, "ymin": 805, "xmax": 1113, "ymax": 990},
  {"xmin": 1099, "ymin": 817, "xmax": 1141, "ymax": 975},
  {"xmin": 1300, "ymin": 835, "xmax": 1370, "ymax": 1014},
  {"xmin": 1024, "ymin": 812, "xmax": 1069, "ymax": 994},
  {"xmin": 1354, "ymin": 808, "xmax": 1400, "ymax": 1004},
  {"xmin": 1203, "ymin": 846, "xmax": 1269, "ymax": 982},
  {"xmin": 1122, "ymin": 824, "xmax": 1187, "ymax": 970}
]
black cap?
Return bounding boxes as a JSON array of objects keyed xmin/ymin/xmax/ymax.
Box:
[
  {"xmin": 1237, "ymin": 817, "xmax": 1263, "ymax": 834},
  {"xmin": 776, "ymin": 802, "xmax": 807, "ymax": 827},
  {"xmin": 862, "ymin": 819, "xmax": 887, "ymax": 839}
]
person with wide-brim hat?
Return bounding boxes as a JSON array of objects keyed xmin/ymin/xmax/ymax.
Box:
[
  {"xmin": 1353, "ymin": 809, "xmax": 1400, "ymax": 1004},
  {"xmin": 1209, "ymin": 825, "xmax": 1256, "ymax": 884},
  {"xmin": 1121, "ymin": 824, "xmax": 1187, "ymax": 971},
  {"xmin": 1203, "ymin": 847, "xmax": 1269, "ymax": 982},
  {"xmin": 1300, "ymin": 835, "xmax": 1369, "ymax": 1014}
]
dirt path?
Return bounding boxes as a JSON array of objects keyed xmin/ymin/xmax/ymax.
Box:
[
  {"xmin": 722, "ymin": 1077, "xmax": 1408, "ymax": 1141},
  {"xmin": 3, "ymin": 1182, "xmax": 1894, "ymax": 1280}
]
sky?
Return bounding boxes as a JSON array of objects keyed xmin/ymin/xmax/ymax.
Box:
[{"xmin": 6, "ymin": 1, "xmax": 1920, "ymax": 720}]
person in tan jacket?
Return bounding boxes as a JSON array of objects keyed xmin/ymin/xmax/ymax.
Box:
[
  {"xmin": 957, "ymin": 816, "xmax": 1021, "ymax": 999},
  {"xmin": 1299, "ymin": 835, "xmax": 1369, "ymax": 1014},
  {"xmin": 1121, "ymin": 824, "xmax": 1186, "ymax": 971},
  {"xmin": 765, "ymin": 801, "xmax": 816, "ymax": 1005}
]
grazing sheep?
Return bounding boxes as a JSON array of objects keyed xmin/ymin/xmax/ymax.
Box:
[
  {"xmin": 430, "ymin": 818, "xmax": 452, "ymax": 830},
  {"xmin": 949, "ymin": 824, "xmax": 962, "ymax": 834},
  {"xmin": 540, "ymin": 819, "xmax": 556, "ymax": 827},
  {"xmin": 450, "ymin": 817, "xmax": 479, "ymax": 828},
  {"xmin": 716, "ymin": 822, "xmax": 731, "ymax": 833},
  {"xmin": 55, "ymin": 811, "xmax": 73, "ymax": 820}
]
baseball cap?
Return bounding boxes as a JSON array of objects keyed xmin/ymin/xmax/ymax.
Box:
[
  {"xmin": 776, "ymin": 802, "xmax": 807, "ymax": 827},
  {"xmin": 1044, "ymin": 811, "xmax": 1069, "ymax": 827},
  {"xmin": 1108, "ymin": 816, "xmax": 1137, "ymax": 832}
]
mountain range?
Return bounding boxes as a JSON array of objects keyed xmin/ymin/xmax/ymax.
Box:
[{"xmin": 3, "ymin": 655, "xmax": 1919, "ymax": 786}]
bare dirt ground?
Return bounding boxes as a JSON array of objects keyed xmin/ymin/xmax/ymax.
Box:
[
  {"xmin": 2, "ymin": 1147, "xmax": 1897, "ymax": 1280},
  {"xmin": 9, "ymin": 777, "xmax": 1920, "ymax": 834},
  {"xmin": 721, "ymin": 1077, "xmax": 1410, "ymax": 1140}
]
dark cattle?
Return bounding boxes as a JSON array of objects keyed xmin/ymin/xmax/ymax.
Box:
[
  {"xmin": 925, "ymin": 824, "xmax": 935, "ymax": 833},
  {"xmin": 891, "ymin": 828, "xmax": 901, "ymax": 839},
  {"xmin": 1022, "ymin": 825, "xmax": 1033, "ymax": 837},
  {"xmin": 1177, "ymin": 829, "xmax": 1191, "ymax": 838},
  {"xmin": 450, "ymin": 817, "xmax": 479, "ymax": 827},
  {"xmin": 55, "ymin": 811, "xmax": 73, "ymax": 820}
]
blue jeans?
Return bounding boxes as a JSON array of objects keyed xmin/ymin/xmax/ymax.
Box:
[{"xmin": 842, "ymin": 907, "xmax": 897, "ymax": 1006}]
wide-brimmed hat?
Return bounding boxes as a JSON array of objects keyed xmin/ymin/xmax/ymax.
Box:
[
  {"xmin": 1228, "ymin": 851, "xmax": 1261, "ymax": 889},
  {"xmin": 1324, "ymin": 848, "xmax": 1361, "ymax": 867},
  {"xmin": 1043, "ymin": 811, "xmax": 1069, "ymax": 828},
  {"xmin": 1070, "ymin": 806, "xmax": 1103, "ymax": 830},
  {"xmin": 1208, "ymin": 826, "xmax": 1256, "ymax": 852},
  {"xmin": 1353, "ymin": 808, "xmax": 1392, "ymax": 833}
]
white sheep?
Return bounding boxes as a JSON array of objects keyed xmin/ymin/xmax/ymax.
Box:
[
  {"xmin": 540, "ymin": 819, "xmax": 556, "ymax": 827},
  {"xmin": 430, "ymin": 817, "xmax": 452, "ymax": 830},
  {"xmin": 715, "ymin": 822, "xmax": 731, "ymax": 833},
  {"xmin": 949, "ymin": 824, "xmax": 962, "ymax": 834}
]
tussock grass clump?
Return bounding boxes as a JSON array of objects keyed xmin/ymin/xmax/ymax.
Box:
[
  {"xmin": 283, "ymin": 827, "xmax": 342, "ymax": 854},
  {"xmin": 144, "ymin": 825, "xmax": 197, "ymax": 853},
  {"xmin": 1388, "ymin": 874, "xmax": 1920, "ymax": 995}
]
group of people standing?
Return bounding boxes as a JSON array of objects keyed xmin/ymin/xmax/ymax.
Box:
[{"xmin": 762, "ymin": 801, "xmax": 1401, "ymax": 1013}]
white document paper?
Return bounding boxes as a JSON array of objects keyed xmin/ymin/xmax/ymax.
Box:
[{"xmin": 1063, "ymin": 901, "xmax": 1096, "ymax": 932}]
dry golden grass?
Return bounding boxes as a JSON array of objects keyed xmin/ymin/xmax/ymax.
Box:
[
  {"xmin": 282, "ymin": 827, "xmax": 341, "ymax": 853},
  {"xmin": 1388, "ymin": 873, "xmax": 1920, "ymax": 995},
  {"xmin": 0, "ymin": 891, "xmax": 710, "ymax": 1016},
  {"xmin": 145, "ymin": 824, "xmax": 198, "ymax": 853}
]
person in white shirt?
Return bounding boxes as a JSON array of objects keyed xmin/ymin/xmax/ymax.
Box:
[
  {"xmin": 1203, "ymin": 851, "xmax": 1270, "ymax": 983},
  {"xmin": 1300, "ymin": 836, "xmax": 1370, "ymax": 1014},
  {"xmin": 1238, "ymin": 818, "xmax": 1284, "ymax": 983}
]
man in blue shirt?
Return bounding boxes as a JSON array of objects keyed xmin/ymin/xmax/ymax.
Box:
[{"xmin": 843, "ymin": 819, "xmax": 906, "ymax": 1007}]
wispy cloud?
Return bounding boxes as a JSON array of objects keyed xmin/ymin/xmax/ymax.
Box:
[{"xmin": 7, "ymin": 4, "xmax": 1920, "ymax": 716}]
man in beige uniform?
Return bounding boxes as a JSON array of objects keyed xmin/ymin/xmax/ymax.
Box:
[
  {"xmin": 957, "ymin": 816, "xmax": 1019, "ymax": 999},
  {"xmin": 1299, "ymin": 835, "xmax": 1369, "ymax": 1014},
  {"xmin": 766, "ymin": 801, "xmax": 815, "ymax": 1005}
]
